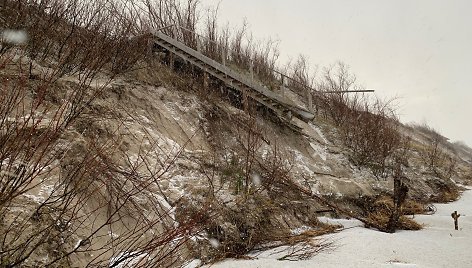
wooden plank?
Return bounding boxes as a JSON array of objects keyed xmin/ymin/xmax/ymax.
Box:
[{"xmin": 155, "ymin": 39, "xmax": 285, "ymax": 120}]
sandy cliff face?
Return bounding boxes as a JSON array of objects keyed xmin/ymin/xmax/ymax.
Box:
[{"xmin": 2, "ymin": 54, "xmax": 471, "ymax": 266}]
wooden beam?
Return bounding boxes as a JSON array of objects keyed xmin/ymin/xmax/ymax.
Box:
[
  {"xmin": 322, "ymin": 90, "xmax": 375, "ymax": 93},
  {"xmin": 153, "ymin": 32, "xmax": 315, "ymax": 123}
]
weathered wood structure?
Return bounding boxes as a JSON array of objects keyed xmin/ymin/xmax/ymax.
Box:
[{"xmin": 153, "ymin": 31, "xmax": 315, "ymax": 130}]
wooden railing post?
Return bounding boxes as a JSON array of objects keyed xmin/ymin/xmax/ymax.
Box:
[
  {"xmin": 172, "ymin": 26, "xmax": 178, "ymax": 40},
  {"xmin": 307, "ymin": 89, "xmax": 313, "ymax": 112},
  {"xmin": 196, "ymin": 36, "xmax": 201, "ymax": 52},
  {"xmin": 221, "ymin": 48, "xmax": 226, "ymax": 66},
  {"xmin": 169, "ymin": 52, "xmax": 174, "ymax": 69},
  {"xmin": 250, "ymin": 60, "xmax": 254, "ymax": 80},
  {"xmin": 280, "ymin": 76, "xmax": 285, "ymax": 97},
  {"xmin": 203, "ymin": 68, "xmax": 209, "ymax": 90}
]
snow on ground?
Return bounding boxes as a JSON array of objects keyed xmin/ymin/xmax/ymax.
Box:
[
  {"xmin": 308, "ymin": 122, "xmax": 329, "ymax": 144},
  {"xmin": 205, "ymin": 187, "xmax": 472, "ymax": 268}
]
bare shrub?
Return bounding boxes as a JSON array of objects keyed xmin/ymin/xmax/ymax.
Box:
[
  {"xmin": 366, "ymin": 210, "xmax": 423, "ymax": 232},
  {"xmin": 360, "ymin": 195, "xmax": 423, "ymax": 232},
  {"xmin": 316, "ymin": 63, "xmax": 403, "ymax": 176},
  {"xmin": 412, "ymin": 123, "xmax": 458, "ymax": 180},
  {"xmin": 153, "ymin": 4, "xmax": 283, "ymax": 91},
  {"xmin": 1, "ymin": 0, "xmax": 154, "ymax": 81},
  {"xmin": 181, "ymin": 104, "xmax": 336, "ymax": 264},
  {"xmin": 202, "ymin": 4, "xmax": 220, "ymax": 59},
  {"xmin": 251, "ymin": 38, "xmax": 280, "ymax": 83},
  {"xmin": 425, "ymin": 178, "xmax": 461, "ymax": 203},
  {"xmin": 285, "ymin": 55, "xmax": 316, "ymax": 97},
  {"xmin": 230, "ymin": 20, "xmax": 249, "ymax": 67},
  {"xmin": 183, "ymin": 176, "xmax": 333, "ymax": 264},
  {"xmin": 346, "ymin": 99, "xmax": 402, "ymax": 177},
  {"xmin": 276, "ymin": 239, "xmax": 335, "ymax": 261},
  {"xmin": 0, "ymin": 1, "xmax": 209, "ymax": 265},
  {"xmin": 317, "ymin": 62, "xmax": 358, "ymax": 124}
]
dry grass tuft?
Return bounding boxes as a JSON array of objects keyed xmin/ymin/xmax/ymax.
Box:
[
  {"xmin": 285, "ymin": 224, "xmax": 340, "ymax": 245},
  {"xmin": 366, "ymin": 212, "xmax": 423, "ymax": 231},
  {"xmin": 398, "ymin": 216, "xmax": 424, "ymax": 230},
  {"xmin": 364, "ymin": 196, "xmax": 423, "ymax": 231},
  {"xmin": 402, "ymin": 200, "xmax": 428, "ymax": 215},
  {"xmin": 426, "ymin": 179, "xmax": 461, "ymax": 203}
]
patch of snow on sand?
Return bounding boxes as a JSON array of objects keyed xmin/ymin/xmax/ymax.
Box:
[
  {"xmin": 23, "ymin": 183, "xmax": 55, "ymax": 203},
  {"xmin": 291, "ymin": 226, "xmax": 314, "ymax": 235},
  {"xmin": 184, "ymin": 259, "xmax": 202, "ymax": 268},
  {"xmin": 109, "ymin": 251, "xmax": 148, "ymax": 268},
  {"xmin": 152, "ymin": 193, "xmax": 177, "ymax": 226},
  {"xmin": 205, "ymin": 187, "xmax": 472, "ymax": 268},
  {"xmin": 292, "ymin": 150, "xmax": 314, "ymax": 174},
  {"xmin": 310, "ymin": 141, "xmax": 327, "ymax": 161},
  {"xmin": 317, "ymin": 216, "xmax": 363, "ymax": 229}
]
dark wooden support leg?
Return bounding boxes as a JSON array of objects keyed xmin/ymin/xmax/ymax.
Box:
[
  {"xmin": 203, "ymin": 72, "xmax": 209, "ymax": 90},
  {"xmin": 169, "ymin": 53, "xmax": 174, "ymax": 69},
  {"xmin": 451, "ymin": 211, "xmax": 461, "ymax": 230}
]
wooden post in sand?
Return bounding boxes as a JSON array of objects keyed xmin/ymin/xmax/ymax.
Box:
[{"xmin": 451, "ymin": 211, "xmax": 461, "ymax": 230}]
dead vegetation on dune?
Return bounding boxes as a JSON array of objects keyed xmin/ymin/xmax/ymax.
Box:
[
  {"xmin": 2, "ymin": 0, "xmax": 470, "ymax": 267},
  {"xmin": 363, "ymin": 196, "xmax": 424, "ymax": 231},
  {"xmin": 172, "ymin": 104, "xmax": 339, "ymax": 263},
  {"xmin": 0, "ymin": 56, "xmax": 206, "ymax": 267},
  {"xmin": 0, "ymin": 0, "xmax": 209, "ymax": 266}
]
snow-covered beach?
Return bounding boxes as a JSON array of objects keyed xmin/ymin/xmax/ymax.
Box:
[{"xmin": 206, "ymin": 187, "xmax": 472, "ymax": 268}]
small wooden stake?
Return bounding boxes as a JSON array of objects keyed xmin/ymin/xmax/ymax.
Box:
[{"xmin": 451, "ymin": 211, "xmax": 461, "ymax": 230}]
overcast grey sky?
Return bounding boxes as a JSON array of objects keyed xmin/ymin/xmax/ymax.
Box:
[{"xmin": 200, "ymin": 0, "xmax": 472, "ymax": 146}]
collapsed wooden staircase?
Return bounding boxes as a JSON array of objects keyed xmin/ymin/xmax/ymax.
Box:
[{"xmin": 152, "ymin": 31, "xmax": 315, "ymax": 130}]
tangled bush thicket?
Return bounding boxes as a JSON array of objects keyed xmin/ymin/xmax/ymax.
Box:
[
  {"xmin": 0, "ymin": 0, "xmax": 215, "ymax": 266},
  {"xmin": 412, "ymin": 124, "xmax": 458, "ymax": 180},
  {"xmin": 315, "ymin": 63, "xmax": 404, "ymax": 177}
]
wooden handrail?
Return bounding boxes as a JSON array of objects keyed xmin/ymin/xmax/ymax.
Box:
[
  {"xmin": 153, "ymin": 31, "xmax": 316, "ymax": 122},
  {"xmin": 155, "ymin": 24, "xmax": 374, "ymax": 96}
]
